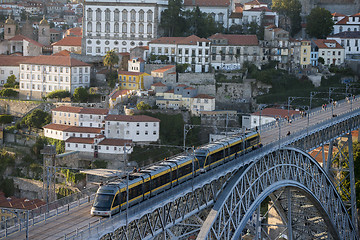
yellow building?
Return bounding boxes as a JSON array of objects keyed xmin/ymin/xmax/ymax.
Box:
[
  {"xmin": 118, "ymin": 71, "xmax": 150, "ymax": 90},
  {"xmin": 300, "ymin": 40, "xmax": 311, "ymax": 68}
]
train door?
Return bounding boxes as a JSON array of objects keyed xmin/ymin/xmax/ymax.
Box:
[{"xmin": 111, "ymin": 193, "xmax": 120, "ymax": 214}]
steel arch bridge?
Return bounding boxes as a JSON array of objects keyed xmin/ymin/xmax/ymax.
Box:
[{"xmin": 90, "ymin": 106, "xmax": 360, "ymax": 240}]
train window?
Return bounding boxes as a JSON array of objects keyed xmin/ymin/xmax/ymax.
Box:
[
  {"xmin": 112, "ymin": 194, "xmax": 120, "ymax": 207},
  {"xmin": 129, "ymin": 184, "xmax": 142, "ymax": 200},
  {"xmin": 143, "ymin": 180, "xmax": 150, "ymax": 194},
  {"xmin": 120, "ymin": 190, "xmax": 127, "ymax": 203},
  {"xmin": 178, "ymin": 163, "xmax": 192, "ymax": 178}
]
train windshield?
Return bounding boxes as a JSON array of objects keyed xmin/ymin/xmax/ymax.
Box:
[{"xmin": 93, "ymin": 194, "xmax": 114, "ymax": 209}]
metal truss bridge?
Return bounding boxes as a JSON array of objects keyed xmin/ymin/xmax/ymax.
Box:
[{"xmin": 2, "ymin": 97, "xmax": 360, "ymax": 240}]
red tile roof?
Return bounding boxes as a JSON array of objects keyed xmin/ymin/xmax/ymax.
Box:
[
  {"xmin": 351, "ymin": 13, "xmax": 360, "ymax": 17},
  {"xmin": 244, "ymin": 0, "xmax": 266, "ymax": 5},
  {"xmin": 105, "ymin": 115, "xmax": 160, "ymax": 122},
  {"xmin": 165, "ymin": 89, "xmax": 174, "ymax": 93},
  {"xmin": 110, "ymin": 89, "xmax": 131, "ymax": 99},
  {"xmin": 252, "ymin": 108, "xmax": 300, "ymax": 118},
  {"xmin": 21, "ymin": 55, "xmax": 90, "ymax": 67},
  {"xmin": 183, "ymin": 0, "xmax": 230, "ymax": 7},
  {"xmin": 52, "ymin": 106, "xmax": 108, "ymax": 115},
  {"xmin": 151, "ymin": 82, "xmax": 166, "ymax": 87},
  {"xmin": 65, "ymin": 126, "xmax": 103, "ymax": 134},
  {"xmin": 9, "ymin": 35, "xmax": 43, "ymax": 47},
  {"xmin": 65, "ymin": 137, "xmax": 94, "ymax": 144},
  {"xmin": 194, "ymin": 94, "xmax": 215, "ymax": 99},
  {"xmin": 0, "ymin": 192, "xmax": 45, "ymax": 210},
  {"xmin": 65, "ymin": 27, "xmax": 82, "ymax": 37},
  {"xmin": 150, "ymin": 35, "xmax": 210, "ymax": 45},
  {"xmin": 209, "ymin": 33, "xmax": 259, "ymax": 46},
  {"xmin": 43, "ymin": 123, "xmax": 72, "ymax": 131},
  {"xmin": 177, "ymin": 84, "xmax": 187, "ymax": 87},
  {"xmin": 98, "ymin": 138, "xmax": 132, "ymax": 146},
  {"xmin": 243, "ymin": 6, "xmax": 272, "ymax": 12},
  {"xmin": 0, "ymin": 55, "xmax": 34, "ymax": 66},
  {"xmin": 52, "ymin": 36, "xmax": 82, "ymax": 46},
  {"xmin": 332, "ymin": 12, "xmax": 346, "ymax": 17},
  {"xmin": 335, "ymin": 16, "xmax": 349, "ymax": 25},
  {"xmin": 152, "ymin": 65, "xmax": 175, "ymax": 73},
  {"xmin": 118, "ymin": 71, "xmax": 145, "ymax": 76},
  {"xmin": 185, "ymin": 87, "xmax": 196, "ymax": 90},
  {"xmin": 53, "ymin": 50, "xmax": 71, "ymax": 56},
  {"xmin": 313, "ymin": 39, "xmax": 344, "ymax": 49}
]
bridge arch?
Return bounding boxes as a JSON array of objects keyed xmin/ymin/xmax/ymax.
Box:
[{"xmin": 198, "ymin": 147, "xmax": 358, "ymax": 240}]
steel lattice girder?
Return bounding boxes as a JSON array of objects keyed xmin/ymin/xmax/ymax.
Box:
[{"xmin": 197, "ymin": 147, "xmax": 358, "ymax": 240}]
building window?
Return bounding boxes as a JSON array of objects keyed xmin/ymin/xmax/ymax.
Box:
[
  {"xmin": 153, "ymin": 131, "xmax": 156, "ymax": 135},
  {"xmin": 114, "ymin": 22, "xmax": 119, "ymax": 33},
  {"xmin": 145, "ymin": 131, "xmax": 148, "ymax": 135},
  {"xmin": 122, "ymin": 10, "xmax": 128, "ymax": 21},
  {"xmin": 147, "ymin": 10, "xmax": 153, "ymax": 21},
  {"xmin": 114, "ymin": 9, "xmax": 119, "ymax": 21},
  {"xmin": 136, "ymin": 131, "xmax": 139, "ymax": 135},
  {"xmin": 96, "ymin": 8, "xmax": 102, "ymax": 21},
  {"xmin": 136, "ymin": 123, "xmax": 140, "ymax": 127},
  {"xmin": 105, "ymin": 8, "xmax": 110, "ymax": 21},
  {"xmin": 147, "ymin": 23, "xmax": 152, "ymax": 34},
  {"xmin": 122, "ymin": 23, "xmax": 127, "ymax": 33},
  {"xmin": 130, "ymin": 9, "xmax": 136, "ymax": 22}
]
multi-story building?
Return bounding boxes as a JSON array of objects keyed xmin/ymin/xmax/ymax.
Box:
[
  {"xmin": 104, "ymin": 114, "xmax": 160, "ymax": 142},
  {"xmin": 149, "ymin": 35, "xmax": 211, "ymax": 72},
  {"xmin": 333, "ymin": 13, "xmax": 360, "ymax": 34},
  {"xmin": 19, "ymin": 56, "xmax": 91, "ymax": 100},
  {"xmin": 312, "ymin": 39, "xmax": 345, "ymax": 66},
  {"xmin": 0, "ymin": 56, "xmax": 32, "ymax": 86},
  {"xmin": 43, "ymin": 124, "xmax": 104, "ymax": 141},
  {"xmin": 52, "ymin": 36, "xmax": 82, "ymax": 54},
  {"xmin": 0, "ymin": 35, "xmax": 43, "ymax": 56},
  {"xmin": 327, "ymin": 31, "xmax": 360, "ymax": 58},
  {"xmin": 118, "ymin": 71, "xmax": 151, "ymax": 90},
  {"xmin": 82, "ymin": 0, "xmax": 168, "ymax": 56},
  {"xmin": 300, "ymin": 40, "xmax": 311, "ymax": 68},
  {"xmin": 128, "ymin": 57, "xmax": 145, "ymax": 72},
  {"xmin": 191, "ymin": 94, "xmax": 216, "ymax": 115},
  {"xmin": 51, "ymin": 106, "xmax": 109, "ymax": 127},
  {"xmin": 261, "ymin": 25, "xmax": 290, "ymax": 70},
  {"xmin": 208, "ymin": 33, "xmax": 260, "ymax": 70}
]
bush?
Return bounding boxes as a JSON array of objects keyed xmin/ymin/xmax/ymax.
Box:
[
  {"xmin": 23, "ymin": 109, "xmax": 51, "ymax": 129},
  {"xmin": 0, "ymin": 88, "xmax": 18, "ymax": 98},
  {"xmin": 46, "ymin": 90, "xmax": 71, "ymax": 101},
  {"xmin": 0, "ymin": 177, "xmax": 15, "ymax": 197},
  {"xmin": 0, "ymin": 114, "xmax": 13, "ymax": 124},
  {"xmin": 92, "ymin": 160, "xmax": 107, "ymax": 169}
]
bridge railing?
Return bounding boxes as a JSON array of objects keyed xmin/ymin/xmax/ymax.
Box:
[{"xmin": 0, "ymin": 186, "xmax": 97, "ymax": 239}]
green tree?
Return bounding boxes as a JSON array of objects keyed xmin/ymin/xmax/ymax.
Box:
[
  {"xmin": 318, "ymin": 57, "xmax": 325, "ymax": 65},
  {"xmin": 0, "ymin": 114, "xmax": 13, "ymax": 124},
  {"xmin": 160, "ymin": 0, "xmax": 186, "ymax": 37},
  {"xmin": 106, "ymin": 71, "xmax": 118, "ymax": 88},
  {"xmin": 46, "ymin": 90, "xmax": 70, "ymax": 101},
  {"xmin": 0, "ymin": 88, "xmax": 18, "ymax": 98},
  {"xmin": 73, "ymin": 87, "xmax": 89, "ymax": 102},
  {"xmin": 306, "ymin": 7, "xmax": 334, "ymax": 39},
  {"xmin": 272, "ymin": 0, "xmax": 302, "ymax": 36},
  {"xmin": 103, "ymin": 50, "xmax": 119, "ymax": 72},
  {"xmin": 137, "ymin": 101, "xmax": 151, "ymax": 110},
  {"xmin": 23, "ymin": 109, "xmax": 51, "ymax": 129},
  {"xmin": 4, "ymin": 75, "xmax": 17, "ymax": 88}
]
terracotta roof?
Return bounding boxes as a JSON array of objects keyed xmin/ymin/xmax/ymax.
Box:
[
  {"xmin": 183, "ymin": 0, "xmax": 230, "ymax": 7},
  {"xmin": 185, "ymin": 87, "xmax": 196, "ymax": 90},
  {"xmin": 351, "ymin": 13, "xmax": 360, "ymax": 17},
  {"xmin": 243, "ymin": 6, "xmax": 272, "ymax": 12},
  {"xmin": 52, "ymin": 36, "xmax": 81, "ymax": 46},
  {"xmin": 193, "ymin": 94, "xmax": 215, "ymax": 99},
  {"xmin": 177, "ymin": 35, "xmax": 211, "ymax": 45},
  {"xmin": 313, "ymin": 39, "xmax": 344, "ymax": 49},
  {"xmin": 329, "ymin": 31, "xmax": 360, "ymax": 38},
  {"xmin": 21, "ymin": 55, "xmax": 90, "ymax": 67},
  {"xmin": 9, "ymin": 35, "xmax": 43, "ymax": 47},
  {"xmin": 65, "ymin": 137, "xmax": 94, "ymax": 144},
  {"xmin": 209, "ymin": 33, "xmax": 259, "ymax": 46},
  {"xmin": 234, "ymin": 3, "xmax": 244, "ymax": 12},
  {"xmin": 52, "ymin": 106, "xmax": 108, "ymax": 115},
  {"xmin": 66, "ymin": 27, "xmax": 82, "ymax": 36},
  {"xmin": 336, "ymin": 16, "xmax": 349, "ymax": 25},
  {"xmin": 230, "ymin": 12, "xmax": 242, "ymax": 18},
  {"xmin": 98, "ymin": 138, "xmax": 132, "ymax": 146},
  {"xmin": 80, "ymin": 108, "xmax": 109, "ymax": 115},
  {"xmin": 152, "ymin": 65, "xmax": 175, "ymax": 73},
  {"xmin": 118, "ymin": 71, "xmax": 145, "ymax": 76},
  {"xmin": 65, "ymin": 126, "xmax": 103, "ymax": 134},
  {"xmin": 53, "ymin": 50, "xmax": 71, "ymax": 56},
  {"xmin": 252, "ymin": 108, "xmax": 300, "ymax": 118},
  {"xmin": 129, "ymin": 57, "xmax": 145, "ymax": 62},
  {"xmin": 150, "ymin": 35, "xmax": 210, "ymax": 45},
  {"xmin": 0, "ymin": 55, "xmax": 34, "ymax": 66},
  {"xmin": 105, "ymin": 115, "xmax": 160, "ymax": 122},
  {"xmin": 0, "ymin": 192, "xmax": 45, "ymax": 210},
  {"xmin": 177, "ymin": 84, "xmax": 187, "ymax": 87},
  {"xmin": 244, "ymin": 0, "xmax": 266, "ymax": 5},
  {"xmin": 165, "ymin": 89, "xmax": 174, "ymax": 93},
  {"xmin": 43, "ymin": 123, "xmax": 71, "ymax": 131},
  {"xmin": 332, "ymin": 12, "xmax": 346, "ymax": 17},
  {"xmin": 110, "ymin": 89, "xmax": 130, "ymax": 99},
  {"xmin": 151, "ymin": 82, "xmax": 166, "ymax": 87}
]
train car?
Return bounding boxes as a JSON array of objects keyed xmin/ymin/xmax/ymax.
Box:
[{"xmin": 91, "ymin": 131, "xmax": 261, "ymax": 216}]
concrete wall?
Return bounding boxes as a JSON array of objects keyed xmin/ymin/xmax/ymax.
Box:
[{"xmin": 0, "ymin": 99, "xmax": 44, "ymax": 117}]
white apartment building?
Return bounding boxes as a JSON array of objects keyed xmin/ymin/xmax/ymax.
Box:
[
  {"xmin": 313, "ymin": 39, "xmax": 345, "ymax": 66},
  {"xmin": 52, "ymin": 36, "xmax": 82, "ymax": 54},
  {"xmin": 43, "ymin": 123, "xmax": 104, "ymax": 141},
  {"xmin": 149, "ymin": 35, "xmax": 211, "ymax": 72},
  {"xmin": 51, "ymin": 106, "xmax": 109, "ymax": 127},
  {"xmin": 208, "ymin": 33, "xmax": 260, "ymax": 70},
  {"xmin": 0, "ymin": 56, "xmax": 33, "ymax": 86},
  {"xmin": 327, "ymin": 31, "xmax": 360, "ymax": 58},
  {"xmin": 104, "ymin": 114, "xmax": 160, "ymax": 142},
  {"xmin": 82, "ymin": 0, "xmax": 168, "ymax": 55},
  {"xmin": 191, "ymin": 94, "xmax": 215, "ymax": 115},
  {"xmin": 19, "ymin": 55, "xmax": 91, "ymax": 100},
  {"xmin": 333, "ymin": 13, "xmax": 360, "ymax": 34}
]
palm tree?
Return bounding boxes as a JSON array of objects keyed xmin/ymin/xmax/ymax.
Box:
[{"xmin": 103, "ymin": 50, "xmax": 119, "ymax": 72}]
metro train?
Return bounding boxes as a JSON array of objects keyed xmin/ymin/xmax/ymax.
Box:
[{"xmin": 91, "ymin": 131, "xmax": 262, "ymax": 216}]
